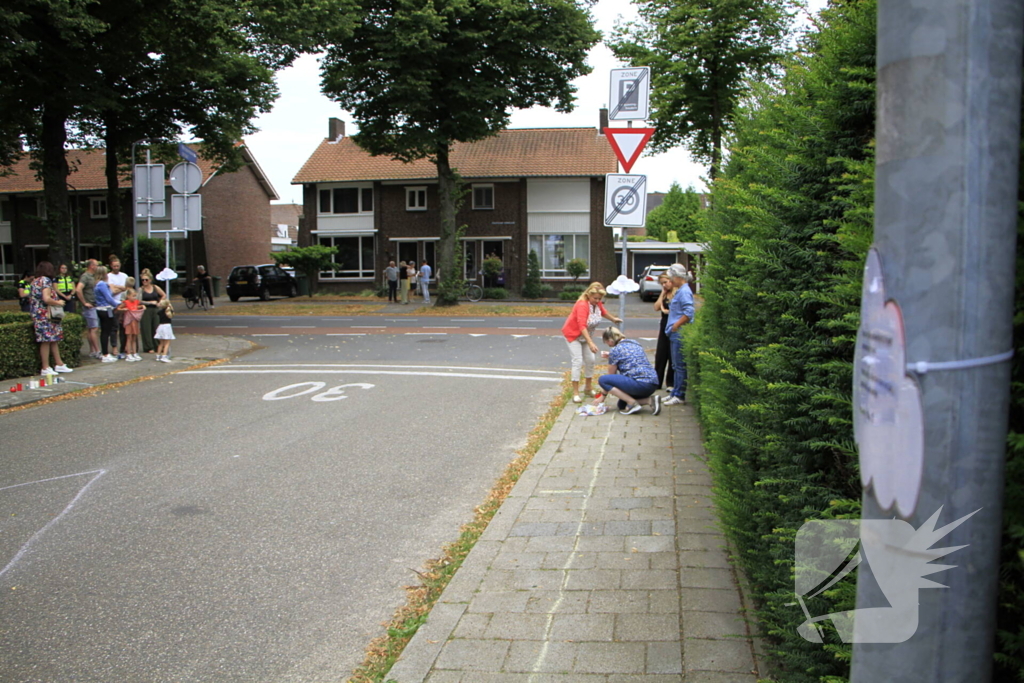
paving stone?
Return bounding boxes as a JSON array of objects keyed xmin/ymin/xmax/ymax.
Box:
[
  {"xmin": 646, "ymin": 641, "xmax": 684, "ymax": 674},
  {"xmin": 560, "ymin": 522, "xmax": 606, "ymax": 536},
  {"xmin": 483, "ymin": 612, "xmax": 552, "ymax": 640},
  {"xmin": 684, "ymin": 637, "xmax": 755, "ymax": 674},
  {"xmin": 424, "ymin": 671, "xmax": 462, "ymax": 683},
  {"xmin": 604, "ymin": 520, "xmax": 652, "ymax": 536},
  {"xmin": 609, "ymin": 497, "xmax": 653, "ymax": 510},
  {"xmin": 549, "ymin": 613, "xmax": 615, "ymax": 641},
  {"xmin": 621, "ymin": 569, "xmax": 678, "ymax": 590},
  {"xmin": 509, "ymin": 522, "xmax": 569, "ymax": 537},
  {"xmin": 678, "ymin": 567, "xmax": 737, "ymax": 590},
  {"xmin": 635, "ymin": 486, "xmax": 673, "ymax": 497},
  {"xmin": 627, "ymin": 508, "xmax": 675, "ymax": 521},
  {"xmin": 648, "ymin": 552, "xmax": 677, "ymax": 570},
  {"xmin": 651, "ymin": 521, "xmax": 676, "ymax": 536},
  {"xmin": 678, "ymin": 548, "xmax": 733, "ymax": 569},
  {"xmin": 648, "ymin": 590, "xmax": 681, "ymax": 613},
  {"xmin": 606, "ymin": 676, "xmax": 683, "ymax": 683},
  {"xmin": 582, "ymin": 508, "xmax": 631, "ymax": 522},
  {"xmin": 539, "ymin": 509, "xmax": 589, "ymax": 523},
  {"xmin": 542, "ymin": 551, "xmax": 598, "ymax": 571},
  {"xmin": 467, "ymin": 591, "xmax": 531, "ymax": 614},
  {"xmin": 626, "ymin": 535, "xmax": 675, "ymax": 553},
  {"xmin": 492, "ymin": 551, "xmax": 547, "ymax": 570},
  {"xmin": 503, "ymin": 640, "xmax": 579, "ymax": 673},
  {"xmin": 452, "ymin": 612, "xmax": 491, "ymax": 638},
  {"xmin": 675, "ymin": 485, "xmax": 714, "ymax": 496},
  {"xmin": 512, "ymin": 569, "xmax": 569, "ymax": 591},
  {"xmin": 524, "ymin": 591, "xmax": 592, "ymax": 614},
  {"xmin": 526, "ymin": 536, "xmax": 578, "ymax": 553},
  {"xmin": 681, "ymin": 611, "xmax": 750, "ymax": 640},
  {"xmin": 565, "ymin": 569, "xmax": 621, "ymax": 590},
  {"xmin": 588, "ymin": 590, "xmax": 650, "ymax": 614},
  {"xmin": 574, "ymin": 642, "xmax": 646, "ymax": 674},
  {"xmin": 594, "ymin": 552, "xmax": 649, "ymax": 570},
  {"xmin": 683, "ymin": 672, "xmax": 756, "ymax": 683},
  {"xmin": 575, "ymin": 536, "xmax": 626, "ymax": 552},
  {"xmin": 434, "ymin": 639, "xmax": 510, "ymax": 671},
  {"xmin": 676, "ymin": 533, "xmax": 728, "ymax": 551},
  {"xmin": 614, "ymin": 613, "xmax": 680, "ymax": 641},
  {"xmin": 678, "ymin": 588, "xmax": 743, "ymax": 614},
  {"xmin": 675, "ymin": 506, "xmax": 717, "ymax": 521}
]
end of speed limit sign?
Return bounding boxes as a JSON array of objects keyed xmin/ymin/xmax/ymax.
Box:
[{"xmin": 604, "ymin": 174, "xmax": 648, "ymax": 227}]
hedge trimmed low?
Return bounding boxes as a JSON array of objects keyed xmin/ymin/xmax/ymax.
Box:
[{"xmin": 0, "ymin": 312, "xmax": 84, "ymax": 380}]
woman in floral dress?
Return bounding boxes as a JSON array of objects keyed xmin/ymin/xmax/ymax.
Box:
[{"xmin": 29, "ymin": 261, "xmax": 72, "ymax": 375}]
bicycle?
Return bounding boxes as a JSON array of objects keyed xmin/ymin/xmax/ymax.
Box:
[
  {"xmin": 465, "ymin": 283, "xmax": 483, "ymax": 302},
  {"xmin": 183, "ymin": 282, "xmax": 209, "ymax": 311}
]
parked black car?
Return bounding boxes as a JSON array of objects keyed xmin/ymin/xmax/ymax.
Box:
[{"xmin": 226, "ymin": 264, "xmax": 299, "ymax": 301}]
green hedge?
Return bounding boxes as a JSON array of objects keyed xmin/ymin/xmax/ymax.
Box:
[
  {"xmin": 686, "ymin": 2, "xmax": 876, "ymax": 681},
  {"xmin": 0, "ymin": 312, "xmax": 84, "ymax": 380},
  {"xmin": 482, "ymin": 288, "xmax": 509, "ymax": 300}
]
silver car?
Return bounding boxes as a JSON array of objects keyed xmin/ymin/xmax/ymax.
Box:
[{"xmin": 638, "ymin": 265, "xmax": 669, "ymax": 301}]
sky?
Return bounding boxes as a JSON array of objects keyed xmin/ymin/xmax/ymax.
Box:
[{"xmin": 244, "ymin": 0, "xmax": 710, "ymax": 206}]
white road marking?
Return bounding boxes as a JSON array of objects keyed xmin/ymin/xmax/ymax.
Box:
[
  {"xmin": 405, "ymin": 332, "xmax": 447, "ymax": 335},
  {"xmin": 500, "ymin": 326, "xmax": 536, "ymax": 330},
  {"xmin": 252, "ymin": 334, "xmax": 287, "ymax": 337},
  {"xmin": 640, "ymin": 337, "xmax": 657, "ymax": 341},
  {"xmin": 0, "ymin": 470, "xmax": 107, "ymax": 579},
  {"xmin": 183, "ymin": 369, "xmax": 560, "ymax": 382},
  {"xmin": 322, "ymin": 318, "xmax": 353, "ymax": 321},
  {"xmin": 216, "ymin": 326, "xmax": 249, "ymax": 328},
  {"xmin": 460, "ymin": 319, "xmax": 486, "ymax": 322},
  {"xmin": 353, "ymin": 325, "xmax": 386, "ymax": 328},
  {"xmin": 217, "ymin": 363, "xmax": 559, "ymax": 375},
  {"xmin": 282, "ymin": 326, "xmax": 316, "ymax": 328},
  {"xmin": 512, "ymin": 335, "xmax": 530, "ymax": 339},
  {"xmin": 518, "ymin": 319, "xmax": 556, "ymax": 323},
  {"xmin": 469, "ymin": 334, "xmax": 488, "ymax": 337},
  {"xmin": 327, "ymin": 333, "xmax": 366, "ymax": 336},
  {"xmin": 424, "ymin": 326, "xmax": 459, "ymax": 329}
]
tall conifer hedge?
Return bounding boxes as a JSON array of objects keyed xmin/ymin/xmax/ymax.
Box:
[
  {"xmin": 686, "ymin": 2, "xmax": 876, "ymax": 680},
  {"xmin": 688, "ymin": 0, "xmax": 1024, "ymax": 680}
]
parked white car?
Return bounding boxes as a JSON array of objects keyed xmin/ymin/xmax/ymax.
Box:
[{"xmin": 637, "ymin": 265, "xmax": 670, "ymax": 301}]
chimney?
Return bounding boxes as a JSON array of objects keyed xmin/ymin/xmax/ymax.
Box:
[
  {"xmin": 599, "ymin": 108, "xmax": 609, "ymax": 133},
  {"xmin": 329, "ymin": 117, "xmax": 346, "ymax": 141}
]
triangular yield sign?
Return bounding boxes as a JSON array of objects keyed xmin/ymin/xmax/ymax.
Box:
[{"xmin": 603, "ymin": 127, "xmax": 655, "ymax": 173}]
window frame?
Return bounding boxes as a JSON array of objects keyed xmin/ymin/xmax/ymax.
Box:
[
  {"xmin": 90, "ymin": 197, "xmax": 108, "ymax": 219},
  {"xmin": 406, "ymin": 186, "xmax": 427, "ymax": 211},
  {"xmin": 317, "ymin": 234, "xmax": 375, "ymax": 280},
  {"xmin": 472, "ymin": 184, "xmax": 494, "ymax": 210},
  {"xmin": 528, "ymin": 234, "xmax": 590, "ymax": 279},
  {"xmin": 317, "ymin": 184, "xmax": 374, "ymax": 215}
]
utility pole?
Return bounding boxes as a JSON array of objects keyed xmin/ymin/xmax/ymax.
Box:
[{"xmin": 851, "ymin": 1, "xmax": 1022, "ymax": 680}]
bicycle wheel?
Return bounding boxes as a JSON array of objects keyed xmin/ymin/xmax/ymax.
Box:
[
  {"xmin": 185, "ymin": 295, "xmax": 196, "ymax": 310},
  {"xmin": 199, "ymin": 288, "xmax": 209, "ymax": 311},
  {"xmin": 467, "ymin": 284, "xmax": 483, "ymax": 302}
]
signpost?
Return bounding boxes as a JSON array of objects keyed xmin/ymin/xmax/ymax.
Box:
[
  {"xmin": 133, "ymin": 151, "xmax": 165, "ymax": 283},
  {"xmin": 603, "ymin": 128, "xmax": 655, "ymax": 173},
  {"xmin": 609, "ymin": 67, "xmax": 651, "ymax": 121}
]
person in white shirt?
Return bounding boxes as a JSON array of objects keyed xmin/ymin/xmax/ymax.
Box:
[
  {"xmin": 107, "ymin": 257, "xmax": 129, "ymax": 359},
  {"xmin": 419, "ymin": 260, "xmax": 432, "ymax": 304}
]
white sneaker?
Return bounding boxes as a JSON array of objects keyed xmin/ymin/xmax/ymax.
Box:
[
  {"xmin": 126, "ymin": 355, "xmax": 138, "ymax": 362},
  {"xmin": 42, "ymin": 367, "xmax": 57, "ymax": 376},
  {"xmin": 54, "ymin": 365, "xmax": 73, "ymax": 373},
  {"xmin": 132, "ymin": 354, "xmax": 142, "ymax": 361},
  {"xmin": 158, "ymin": 356, "xmax": 171, "ymax": 363},
  {"xmin": 663, "ymin": 396, "xmax": 685, "ymax": 406},
  {"xmin": 89, "ymin": 351, "xmax": 102, "ymax": 359},
  {"xmin": 101, "ymin": 354, "xmax": 117, "ymax": 363}
]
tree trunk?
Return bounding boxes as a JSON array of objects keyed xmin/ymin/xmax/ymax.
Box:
[
  {"xmin": 435, "ymin": 142, "xmax": 458, "ymax": 306},
  {"xmin": 710, "ymin": 79, "xmax": 722, "ymax": 182},
  {"xmin": 104, "ymin": 124, "xmax": 124, "ymax": 253},
  {"xmin": 41, "ymin": 104, "xmax": 72, "ymax": 267}
]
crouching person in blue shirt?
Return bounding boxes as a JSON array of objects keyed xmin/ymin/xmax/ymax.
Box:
[{"xmin": 598, "ymin": 326, "xmax": 662, "ymax": 416}]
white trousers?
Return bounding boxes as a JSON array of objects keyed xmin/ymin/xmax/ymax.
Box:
[{"xmin": 566, "ymin": 337, "xmax": 595, "ymax": 382}]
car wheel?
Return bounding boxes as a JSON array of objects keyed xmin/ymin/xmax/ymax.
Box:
[
  {"xmin": 260, "ymin": 287, "xmax": 270, "ymax": 301},
  {"xmin": 229, "ymin": 294, "xmax": 239, "ymax": 302},
  {"xmin": 289, "ymin": 283, "xmax": 298, "ymax": 298}
]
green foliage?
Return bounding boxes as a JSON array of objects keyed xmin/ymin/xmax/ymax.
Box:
[
  {"xmin": 120, "ymin": 237, "xmax": 167, "ymax": 278},
  {"xmin": 482, "ymin": 287, "xmax": 508, "ymax": 300},
  {"xmin": 608, "ymin": 0, "xmax": 791, "ymax": 178},
  {"xmin": 558, "ymin": 291, "xmax": 579, "ymax": 301},
  {"xmin": 561, "ymin": 283, "xmax": 586, "ymax": 294},
  {"xmin": 993, "ymin": 80, "xmax": 1024, "ymax": 683},
  {"xmin": 566, "ymin": 258, "xmax": 588, "ymax": 282},
  {"xmin": 0, "ymin": 283, "xmax": 18, "ymax": 300},
  {"xmin": 270, "ymin": 245, "xmax": 337, "ymax": 297},
  {"xmin": 0, "ymin": 313, "xmax": 84, "ymax": 380},
  {"xmin": 320, "ymin": 0, "xmax": 598, "ymax": 307},
  {"xmin": 482, "ymin": 256, "xmax": 504, "ymax": 279},
  {"xmin": 646, "ymin": 183, "xmax": 704, "ymax": 242},
  {"xmin": 523, "ymin": 250, "xmax": 543, "ymax": 298},
  {"xmin": 685, "ymin": 2, "xmax": 877, "ymax": 680}
]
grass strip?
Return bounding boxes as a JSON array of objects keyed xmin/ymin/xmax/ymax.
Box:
[
  {"xmin": 179, "ymin": 303, "xmax": 385, "ymax": 317},
  {"xmin": 347, "ymin": 374, "xmax": 572, "ymax": 683},
  {"xmin": 397, "ymin": 303, "xmax": 568, "ymax": 317}
]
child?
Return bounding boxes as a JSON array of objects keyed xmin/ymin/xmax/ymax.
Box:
[
  {"xmin": 154, "ymin": 299, "xmax": 175, "ymax": 363},
  {"xmin": 117, "ymin": 285, "xmax": 144, "ymax": 361}
]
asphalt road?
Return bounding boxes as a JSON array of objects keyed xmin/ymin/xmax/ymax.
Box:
[{"xmin": 0, "ymin": 333, "xmax": 571, "ymax": 682}]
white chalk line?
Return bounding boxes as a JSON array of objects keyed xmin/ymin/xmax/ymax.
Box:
[
  {"xmin": 530, "ymin": 414, "xmax": 614, "ymax": 679},
  {"xmin": 0, "ymin": 469, "xmax": 107, "ymax": 580},
  {"xmin": 181, "ymin": 369, "xmax": 560, "ymax": 382},
  {"xmin": 212, "ymin": 363, "xmax": 560, "ymax": 375}
]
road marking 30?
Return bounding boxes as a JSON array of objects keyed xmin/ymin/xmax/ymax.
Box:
[{"xmin": 262, "ymin": 382, "xmax": 374, "ymax": 402}]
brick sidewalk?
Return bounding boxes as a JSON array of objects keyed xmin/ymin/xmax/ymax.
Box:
[{"xmin": 388, "ymin": 399, "xmax": 760, "ymax": 682}]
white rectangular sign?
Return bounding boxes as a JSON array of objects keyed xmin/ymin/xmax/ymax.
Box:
[
  {"xmin": 609, "ymin": 67, "xmax": 650, "ymax": 121},
  {"xmin": 604, "ymin": 174, "xmax": 648, "ymax": 227},
  {"xmin": 133, "ymin": 163, "xmax": 166, "ymax": 218},
  {"xmin": 170, "ymin": 193, "xmax": 202, "ymax": 231}
]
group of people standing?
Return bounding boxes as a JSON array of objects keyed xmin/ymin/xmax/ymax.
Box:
[
  {"xmin": 384, "ymin": 260, "xmax": 432, "ymax": 305},
  {"xmin": 560, "ymin": 263, "xmax": 695, "ymax": 416}
]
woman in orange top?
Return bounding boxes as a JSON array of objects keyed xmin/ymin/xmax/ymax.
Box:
[{"xmin": 561, "ymin": 282, "xmax": 622, "ymax": 403}]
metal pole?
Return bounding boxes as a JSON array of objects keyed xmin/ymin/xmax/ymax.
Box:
[
  {"xmin": 851, "ymin": 0, "xmax": 1022, "ymax": 680},
  {"xmin": 618, "ymin": 120, "xmax": 631, "ymax": 331},
  {"xmin": 131, "ymin": 142, "xmax": 141, "ymax": 284}
]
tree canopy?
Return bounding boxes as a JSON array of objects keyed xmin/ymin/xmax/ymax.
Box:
[
  {"xmin": 320, "ymin": 0, "xmax": 599, "ymax": 304},
  {"xmin": 608, "ymin": 0, "xmax": 791, "ymax": 179},
  {"xmin": 644, "ymin": 182, "xmax": 704, "ymax": 242}
]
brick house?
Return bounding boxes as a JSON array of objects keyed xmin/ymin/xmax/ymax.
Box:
[
  {"xmin": 0, "ymin": 144, "xmax": 277, "ymax": 283},
  {"xmin": 291, "ymin": 115, "xmax": 618, "ymax": 293}
]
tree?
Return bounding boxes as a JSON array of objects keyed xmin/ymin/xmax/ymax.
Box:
[
  {"xmin": 608, "ymin": 0, "xmax": 791, "ymax": 180},
  {"xmin": 523, "ymin": 250, "xmax": 543, "ymax": 299},
  {"xmin": 320, "ymin": 0, "xmax": 598, "ymax": 306},
  {"xmin": 566, "ymin": 258, "xmax": 588, "ymax": 282},
  {"xmin": 120, "ymin": 237, "xmax": 166, "ymax": 279},
  {"xmin": 645, "ymin": 183, "xmax": 704, "ymax": 242},
  {"xmin": 270, "ymin": 245, "xmax": 338, "ymax": 297}
]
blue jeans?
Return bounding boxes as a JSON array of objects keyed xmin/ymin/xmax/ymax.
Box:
[
  {"xmin": 669, "ymin": 330, "xmax": 687, "ymax": 399},
  {"xmin": 599, "ymin": 374, "xmax": 657, "ymax": 409},
  {"xmin": 421, "ymin": 280, "xmax": 430, "ymax": 303}
]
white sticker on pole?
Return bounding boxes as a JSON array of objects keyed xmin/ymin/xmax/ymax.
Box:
[
  {"xmin": 853, "ymin": 248, "xmax": 924, "ymax": 518},
  {"xmin": 609, "ymin": 67, "xmax": 650, "ymax": 121},
  {"xmin": 604, "ymin": 174, "xmax": 647, "ymax": 227}
]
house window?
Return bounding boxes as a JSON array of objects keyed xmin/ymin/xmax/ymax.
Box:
[
  {"xmin": 90, "ymin": 197, "xmax": 108, "ymax": 218},
  {"xmin": 472, "ymin": 185, "xmax": 494, "ymax": 210},
  {"xmin": 0, "ymin": 199, "xmax": 11, "ymax": 223},
  {"xmin": 406, "ymin": 187, "xmax": 427, "ymax": 211},
  {"xmin": 318, "ymin": 186, "xmax": 372, "ymax": 214},
  {"xmin": 35, "ymin": 198, "xmax": 47, "ymax": 219},
  {"xmin": 318, "ymin": 235, "xmax": 375, "ymax": 279},
  {"xmin": 0, "ymin": 244, "xmax": 13, "ymax": 280},
  {"xmin": 528, "ymin": 234, "xmax": 590, "ymax": 278}
]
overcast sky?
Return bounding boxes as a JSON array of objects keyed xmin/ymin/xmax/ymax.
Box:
[{"xmin": 245, "ymin": 0, "xmax": 711, "ymax": 206}]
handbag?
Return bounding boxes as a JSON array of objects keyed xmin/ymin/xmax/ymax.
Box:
[{"xmin": 48, "ymin": 304, "xmax": 65, "ymax": 321}]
